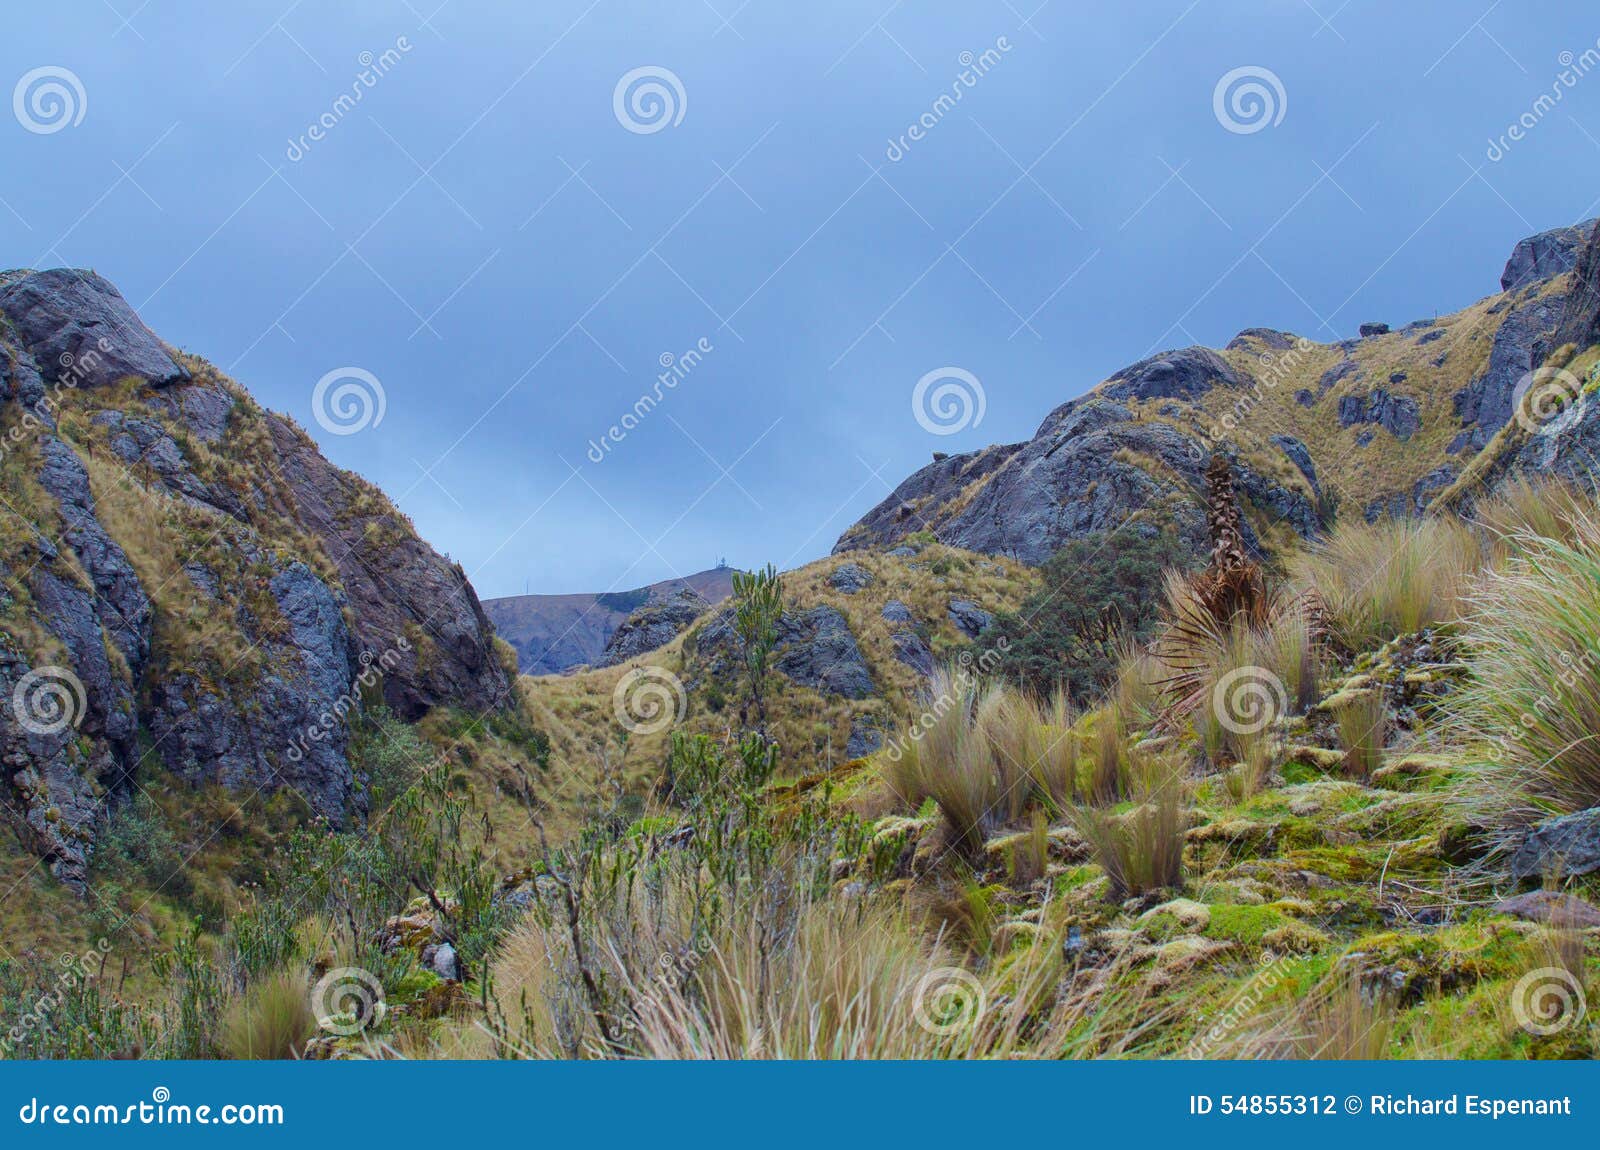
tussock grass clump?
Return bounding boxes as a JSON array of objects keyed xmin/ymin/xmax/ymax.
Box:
[
  {"xmin": 1244, "ymin": 968, "xmax": 1396, "ymax": 1060},
  {"xmin": 889, "ymin": 670, "xmax": 1085, "ymax": 849},
  {"xmin": 1333, "ymin": 691, "xmax": 1388, "ymax": 781},
  {"xmin": 221, "ymin": 970, "xmax": 314, "ymax": 1060},
  {"xmin": 1071, "ymin": 753, "xmax": 1187, "ymax": 901},
  {"xmin": 1454, "ymin": 522, "xmax": 1600, "ymax": 831},
  {"xmin": 1473, "ymin": 476, "xmax": 1595, "ymax": 557},
  {"xmin": 1290, "ymin": 517, "xmax": 1482, "ymax": 651}
]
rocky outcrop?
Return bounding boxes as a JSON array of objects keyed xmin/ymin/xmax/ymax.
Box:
[
  {"xmin": 836, "ymin": 221, "xmax": 1600, "ymax": 562},
  {"xmin": 0, "ymin": 268, "xmax": 510, "ymax": 887},
  {"xmin": 1502, "ymin": 219, "xmax": 1596, "ymax": 292},
  {"xmin": 262, "ymin": 415, "xmax": 507, "ymax": 720},
  {"xmin": 1338, "ymin": 389, "xmax": 1420, "ymax": 441},
  {"xmin": 828, "ymin": 562, "xmax": 874, "ymax": 595},
  {"xmin": 692, "ymin": 604, "xmax": 875, "ymax": 700},
  {"xmin": 599, "ymin": 586, "xmax": 710, "ymax": 666}
]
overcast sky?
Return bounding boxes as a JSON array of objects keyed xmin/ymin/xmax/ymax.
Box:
[{"xmin": 5, "ymin": 1, "xmax": 1600, "ymax": 597}]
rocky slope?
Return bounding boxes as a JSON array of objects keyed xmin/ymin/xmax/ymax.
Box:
[
  {"xmin": 484, "ymin": 566, "xmax": 735, "ymax": 674},
  {"xmin": 0, "ymin": 269, "xmax": 509, "ymax": 888},
  {"xmin": 836, "ymin": 220, "xmax": 1600, "ymax": 562}
]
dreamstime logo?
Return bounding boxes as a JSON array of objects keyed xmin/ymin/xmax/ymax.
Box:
[
  {"xmin": 312, "ymin": 367, "xmax": 386, "ymax": 436},
  {"xmin": 882, "ymin": 641, "xmax": 1009, "ymax": 765},
  {"xmin": 1487, "ymin": 43, "xmax": 1600, "ymax": 162},
  {"xmin": 1210, "ymin": 666, "xmax": 1286, "ymax": 736},
  {"xmin": 3, "ymin": 939, "xmax": 111, "ymax": 1052},
  {"xmin": 1512, "ymin": 365, "xmax": 1586, "ymax": 433},
  {"xmin": 1212, "ymin": 66, "xmax": 1286, "ymax": 135},
  {"xmin": 13, "ymin": 66, "xmax": 87, "ymax": 134},
  {"xmin": 1510, "ymin": 967, "xmax": 1587, "ymax": 1036},
  {"xmin": 286, "ymin": 637, "xmax": 412, "ymax": 764},
  {"xmin": 612, "ymin": 666, "xmax": 687, "ymax": 735},
  {"xmin": 912, "ymin": 967, "xmax": 986, "ymax": 1036},
  {"xmin": 310, "ymin": 966, "xmax": 387, "ymax": 1037},
  {"xmin": 12, "ymin": 666, "xmax": 88, "ymax": 737},
  {"xmin": 613, "ymin": 66, "xmax": 686, "ymax": 134},
  {"xmin": 1190, "ymin": 337, "xmax": 1316, "ymax": 459},
  {"xmin": 885, "ymin": 37, "xmax": 1013, "ymax": 162},
  {"xmin": 587, "ymin": 338, "xmax": 713, "ymax": 463},
  {"xmin": 285, "ymin": 37, "xmax": 413, "ymax": 162},
  {"xmin": 912, "ymin": 367, "xmax": 985, "ymax": 436}
]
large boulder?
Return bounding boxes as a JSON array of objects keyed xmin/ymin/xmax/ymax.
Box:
[
  {"xmin": 0, "ymin": 269, "xmax": 189, "ymax": 391},
  {"xmin": 1501, "ymin": 219, "xmax": 1597, "ymax": 292},
  {"xmin": 1509, "ymin": 807, "xmax": 1600, "ymax": 882}
]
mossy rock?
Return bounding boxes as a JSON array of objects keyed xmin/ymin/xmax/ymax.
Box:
[
  {"xmin": 1204, "ymin": 903, "xmax": 1328, "ymax": 954},
  {"xmin": 1340, "ymin": 922, "xmax": 1539, "ymax": 1001}
]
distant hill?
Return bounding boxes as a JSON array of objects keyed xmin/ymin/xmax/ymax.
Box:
[{"xmin": 484, "ymin": 567, "xmax": 737, "ymax": 674}]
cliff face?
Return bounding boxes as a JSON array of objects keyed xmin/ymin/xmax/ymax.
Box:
[
  {"xmin": 836, "ymin": 221, "xmax": 1600, "ymax": 563},
  {"xmin": 0, "ymin": 269, "xmax": 508, "ymax": 888}
]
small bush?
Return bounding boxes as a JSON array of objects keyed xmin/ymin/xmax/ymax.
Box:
[{"xmin": 980, "ymin": 526, "xmax": 1195, "ymax": 704}]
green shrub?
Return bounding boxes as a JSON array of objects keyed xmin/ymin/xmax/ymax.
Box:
[{"xmin": 980, "ymin": 526, "xmax": 1195, "ymax": 704}]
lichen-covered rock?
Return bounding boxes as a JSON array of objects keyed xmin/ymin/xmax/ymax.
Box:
[{"xmin": 947, "ymin": 599, "xmax": 993, "ymax": 640}]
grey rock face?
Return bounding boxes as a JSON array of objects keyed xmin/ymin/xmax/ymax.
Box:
[
  {"xmin": 827, "ymin": 562, "xmax": 874, "ymax": 595},
  {"xmin": 1493, "ymin": 890, "xmax": 1600, "ymax": 928},
  {"xmin": 881, "ymin": 599, "xmax": 914, "ymax": 623},
  {"xmin": 1557, "ymin": 217, "xmax": 1600, "ymax": 350},
  {"xmin": 947, "ymin": 599, "xmax": 993, "ymax": 640},
  {"xmin": 1501, "ymin": 219, "xmax": 1597, "ymax": 291},
  {"xmin": 0, "ymin": 270, "xmax": 189, "ymax": 390},
  {"xmin": 599, "ymin": 586, "xmax": 710, "ymax": 666},
  {"xmin": 147, "ymin": 558, "xmax": 357, "ymax": 825},
  {"xmin": 1338, "ymin": 389, "xmax": 1421, "ymax": 441},
  {"xmin": 891, "ymin": 630, "xmax": 935, "ymax": 678},
  {"xmin": 1100, "ymin": 347, "xmax": 1247, "ymax": 404},
  {"xmin": 264, "ymin": 414, "xmax": 508, "ymax": 719},
  {"xmin": 1358, "ymin": 322, "xmax": 1390, "ymax": 338},
  {"xmin": 1509, "ymin": 807, "xmax": 1600, "ymax": 881},
  {"xmin": 694, "ymin": 604, "xmax": 875, "ymax": 699},
  {"xmin": 1452, "ymin": 287, "xmax": 1572, "ymax": 451}
]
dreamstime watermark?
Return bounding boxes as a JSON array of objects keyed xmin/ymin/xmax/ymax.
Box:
[
  {"xmin": 1189, "ymin": 337, "xmax": 1317, "ymax": 459},
  {"xmin": 13, "ymin": 66, "xmax": 86, "ymax": 134},
  {"xmin": 0, "ymin": 337, "xmax": 122, "ymax": 465},
  {"xmin": 607, "ymin": 939, "xmax": 714, "ymax": 1040},
  {"xmin": 1211, "ymin": 665, "xmax": 1287, "ymax": 736},
  {"xmin": 1482, "ymin": 642, "xmax": 1600, "ymax": 764},
  {"xmin": 613, "ymin": 665, "xmax": 687, "ymax": 735},
  {"xmin": 285, "ymin": 637, "xmax": 412, "ymax": 764},
  {"xmin": 885, "ymin": 37, "xmax": 1013, "ymax": 162},
  {"xmin": 1510, "ymin": 966, "xmax": 1587, "ymax": 1036},
  {"xmin": 911, "ymin": 966, "xmax": 986, "ymax": 1036},
  {"xmin": 1487, "ymin": 44, "xmax": 1600, "ymax": 162},
  {"xmin": 2, "ymin": 938, "xmax": 111, "ymax": 1053},
  {"xmin": 881, "ymin": 640, "xmax": 1010, "ymax": 764},
  {"xmin": 1189, "ymin": 948, "xmax": 1290, "ymax": 1057},
  {"xmin": 613, "ymin": 66, "xmax": 686, "ymax": 134},
  {"xmin": 912, "ymin": 366, "xmax": 986, "ymax": 436},
  {"xmin": 310, "ymin": 965, "xmax": 387, "ymax": 1036},
  {"xmin": 1212, "ymin": 66, "xmax": 1286, "ymax": 135},
  {"xmin": 284, "ymin": 37, "xmax": 413, "ymax": 162},
  {"xmin": 17, "ymin": 1089, "xmax": 283, "ymax": 1127},
  {"xmin": 1511, "ymin": 364, "xmax": 1588, "ymax": 433},
  {"xmin": 586, "ymin": 338, "xmax": 713, "ymax": 463},
  {"xmin": 11, "ymin": 665, "xmax": 88, "ymax": 737},
  {"xmin": 311, "ymin": 366, "xmax": 386, "ymax": 435}
]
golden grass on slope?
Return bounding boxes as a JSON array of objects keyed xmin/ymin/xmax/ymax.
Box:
[{"xmin": 1288, "ymin": 516, "xmax": 1483, "ymax": 652}]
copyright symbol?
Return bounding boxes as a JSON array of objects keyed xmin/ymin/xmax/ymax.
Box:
[{"xmin": 1344, "ymin": 1096, "xmax": 1362, "ymax": 1114}]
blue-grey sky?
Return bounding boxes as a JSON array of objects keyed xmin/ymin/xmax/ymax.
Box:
[{"xmin": 5, "ymin": 2, "xmax": 1599, "ymax": 598}]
